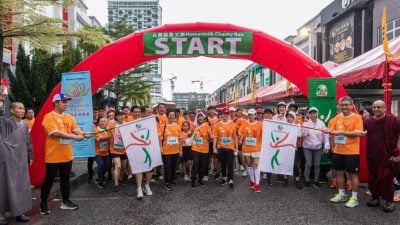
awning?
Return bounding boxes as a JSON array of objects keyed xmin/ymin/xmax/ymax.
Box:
[
  {"xmin": 215, "ymin": 101, "xmax": 233, "ymax": 109},
  {"xmin": 231, "ymin": 85, "xmax": 271, "ymax": 106},
  {"xmin": 329, "ymin": 36, "xmax": 400, "ymax": 86}
]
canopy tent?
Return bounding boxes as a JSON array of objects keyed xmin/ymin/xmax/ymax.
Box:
[{"xmin": 329, "ymin": 36, "xmax": 400, "ymax": 86}]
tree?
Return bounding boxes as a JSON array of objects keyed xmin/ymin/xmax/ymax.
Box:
[
  {"xmin": 0, "ymin": 0, "xmax": 108, "ymax": 76},
  {"xmin": 103, "ymin": 17, "xmax": 135, "ymax": 40}
]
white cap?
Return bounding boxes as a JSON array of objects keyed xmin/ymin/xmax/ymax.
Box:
[
  {"xmin": 286, "ymin": 111, "xmax": 296, "ymax": 119},
  {"xmin": 229, "ymin": 107, "xmax": 236, "ymax": 112},
  {"xmin": 52, "ymin": 93, "xmax": 72, "ymax": 103},
  {"xmin": 248, "ymin": 108, "xmax": 256, "ymax": 115},
  {"xmin": 277, "ymin": 101, "xmax": 286, "ymax": 107},
  {"xmin": 308, "ymin": 107, "xmax": 318, "ymax": 113}
]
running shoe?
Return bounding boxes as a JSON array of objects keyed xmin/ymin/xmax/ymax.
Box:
[
  {"xmin": 40, "ymin": 203, "xmax": 50, "ymax": 215},
  {"xmin": 262, "ymin": 173, "xmax": 268, "ymax": 180},
  {"xmin": 330, "ymin": 194, "xmax": 348, "ymax": 203},
  {"xmin": 266, "ymin": 178, "xmax": 272, "ymax": 186},
  {"xmin": 60, "ymin": 200, "xmax": 79, "ymax": 210},
  {"xmin": 164, "ymin": 184, "xmax": 172, "ymax": 191},
  {"xmin": 248, "ymin": 181, "xmax": 255, "ymax": 189},
  {"xmin": 330, "ymin": 179, "xmax": 337, "ymax": 189},
  {"xmin": 366, "ymin": 198, "xmax": 380, "ymax": 207},
  {"xmin": 254, "ymin": 184, "xmax": 261, "ymax": 193},
  {"xmin": 203, "ymin": 176, "xmax": 209, "ymax": 182},
  {"xmin": 184, "ymin": 175, "xmax": 190, "ymax": 182},
  {"xmin": 295, "ymin": 181, "xmax": 303, "ymax": 189},
  {"xmin": 143, "ymin": 184, "xmax": 153, "ymax": 196},
  {"xmin": 228, "ymin": 180, "xmax": 234, "ymax": 189},
  {"xmin": 242, "ymin": 170, "xmax": 247, "ymax": 178},
  {"xmin": 137, "ymin": 187, "xmax": 143, "ymax": 200},
  {"xmin": 220, "ymin": 178, "xmax": 228, "ymax": 186},
  {"xmin": 112, "ymin": 185, "xmax": 119, "ymax": 193},
  {"xmin": 313, "ymin": 182, "xmax": 321, "ymax": 188},
  {"xmin": 198, "ymin": 181, "xmax": 206, "ymax": 186},
  {"xmin": 158, "ymin": 175, "xmax": 164, "ymax": 180},
  {"xmin": 305, "ymin": 181, "xmax": 311, "ymax": 187},
  {"xmin": 191, "ymin": 182, "xmax": 198, "ymax": 189},
  {"xmin": 283, "ymin": 179, "xmax": 289, "ymax": 187},
  {"xmin": 96, "ymin": 183, "xmax": 105, "ymax": 189},
  {"xmin": 239, "ymin": 165, "xmax": 245, "ymax": 171},
  {"xmin": 345, "ymin": 197, "xmax": 359, "ymax": 208},
  {"xmin": 214, "ymin": 173, "xmax": 221, "ymax": 180}
]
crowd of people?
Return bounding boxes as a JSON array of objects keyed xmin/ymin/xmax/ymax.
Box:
[{"xmin": 1, "ymin": 81, "xmax": 400, "ymax": 224}]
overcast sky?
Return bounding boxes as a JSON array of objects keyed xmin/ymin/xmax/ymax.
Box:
[{"xmin": 86, "ymin": 0, "xmax": 333, "ymax": 100}]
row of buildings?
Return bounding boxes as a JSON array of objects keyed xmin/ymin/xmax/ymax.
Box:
[{"xmin": 206, "ymin": 0, "xmax": 400, "ymax": 115}]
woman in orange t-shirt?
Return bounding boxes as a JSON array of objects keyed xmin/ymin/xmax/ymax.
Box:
[
  {"xmin": 239, "ymin": 108, "xmax": 263, "ymax": 192},
  {"xmin": 212, "ymin": 108, "xmax": 238, "ymax": 189},
  {"xmin": 93, "ymin": 117, "xmax": 111, "ymax": 189},
  {"xmin": 159, "ymin": 109, "xmax": 182, "ymax": 190},
  {"xmin": 191, "ymin": 112, "xmax": 211, "ymax": 188},
  {"xmin": 109, "ymin": 111, "xmax": 127, "ymax": 192},
  {"xmin": 181, "ymin": 121, "xmax": 194, "ymax": 182}
]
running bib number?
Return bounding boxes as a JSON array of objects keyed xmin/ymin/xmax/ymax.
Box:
[
  {"xmin": 193, "ymin": 137, "xmax": 204, "ymax": 145},
  {"xmin": 221, "ymin": 137, "xmax": 232, "ymax": 145},
  {"xmin": 167, "ymin": 136, "xmax": 178, "ymax": 145},
  {"xmin": 113, "ymin": 141, "xmax": 124, "ymax": 150},
  {"xmin": 245, "ymin": 137, "xmax": 257, "ymax": 146},
  {"xmin": 99, "ymin": 142, "xmax": 109, "ymax": 151},
  {"xmin": 59, "ymin": 138, "xmax": 72, "ymax": 145},
  {"xmin": 334, "ymin": 135, "xmax": 347, "ymax": 145}
]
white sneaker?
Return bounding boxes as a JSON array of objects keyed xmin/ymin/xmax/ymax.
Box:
[
  {"xmin": 184, "ymin": 175, "xmax": 190, "ymax": 181},
  {"xmin": 242, "ymin": 170, "xmax": 247, "ymax": 177},
  {"xmin": 143, "ymin": 184, "xmax": 153, "ymax": 196},
  {"xmin": 239, "ymin": 165, "xmax": 244, "ymax": 171},
  {"xmin": 345, "ymin": 197, "xmax": 359, "ymax": 208},
  {"xmin": 330, "ymin": 194, "xmax": 348, "ymax": 203},
  {"xmin": 158, "ymin": 176, "xmax": 164, "ymax": 180},
  {"xmin": 203, "ymin": 176, "xmax": 209, "ymax": 182},
  {"xmin": 262, "ymin": 173, "xmax": 267, "ymax": 180},
  {"xmin": 137, "ymin": 187, "xmax": 143, "ymax": 200}
]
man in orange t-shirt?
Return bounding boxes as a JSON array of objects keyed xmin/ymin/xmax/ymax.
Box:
[
  {"xmin": 328, "ymin": 96, "xmax": 365, "ymax": 208},
  {"xmin": 40, "ymin": 93, "xmax": 90, "ymax": 215},
  {"xmin": 23, "ymin": 108, "xmax": 35, "ymax": 132},
  {"xmin": 156, "ymin": 103, "xmax": 168, "ymax": 125},
  {"xmin": 212, "ymin": 108, "xmax": 238, "ymax": 189}
]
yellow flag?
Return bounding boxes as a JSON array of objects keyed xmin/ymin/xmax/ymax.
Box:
[
  {"xmin": 251, "ymin": 70, "xmax": 257, "ymax": 104},
  {"xmin": 286, "ymin": 80, "xmax": 291, "ymax": 97},
  {"xmin": 382, "ymin": 6, "xmax": 393, "ymax": 61}
]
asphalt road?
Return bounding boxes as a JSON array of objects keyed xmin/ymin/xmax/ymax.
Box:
[{"xmin": 19, "ymin": 169, "xmax": 400, "ymax": 225}]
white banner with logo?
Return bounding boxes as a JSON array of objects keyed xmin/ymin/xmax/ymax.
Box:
[
  {"xmin": 119, "ymin": 116, "xmax": 163, "ymax": 174},
  {"xmin": 260, "ymin": 120, "xmax": 300, "ymax": 176}
]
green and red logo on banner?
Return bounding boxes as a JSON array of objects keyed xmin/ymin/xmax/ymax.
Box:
[{"xmin": 144, "ymin": 31, "xmax": 253, "ymax": 56}]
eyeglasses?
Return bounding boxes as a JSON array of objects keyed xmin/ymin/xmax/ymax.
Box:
[{"xmin": 340, "ymin": 104, "xmax": 351, "ymax": 107}]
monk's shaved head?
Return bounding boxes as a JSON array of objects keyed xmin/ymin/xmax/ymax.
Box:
[
  {"xmin": 373, "ymin": 100, "xmax": 385, "ymax": 107},
  {"xmin": 372, "ymin": 100, "xmax": 386, "ymax": 119}
]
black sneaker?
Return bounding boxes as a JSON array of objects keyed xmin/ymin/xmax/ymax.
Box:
[
  {"xmin": 15, "ymin": 214, "xmax": 29, "ymax": 222},
  {"xmin": 40, "ymin": 203, "xmax": 50, "ymax": 215},
  {"xmin": 60, "ymin": 200, "xmax": 79, "ymax": 210},
  {"xmin": 164, "ymin": 184, "xmax": 172, "ymax": 191},
  {"xmin": 88, "ymin": 174, "xmax": 93, "ymax": 184},
  {"xmin": 112, "ymin": 185, "xmax": 119, "ymax": 192},
  {"xmin": 266, "ymin": 178, "xmax": 272, "ymax": 186},
  {"xmin": 198, "ymin": 181, "xmax": 206, "ymax": 186},
  {"xmin": 191, "ymin": 182, "xmax": 198, "ymax": 189},
  {"xmin": 214, "ymin": 173, "xmax": 221, "ymax": 180},
  {"xmin": 295, "ymin": 181, "xmax": 303, "ymax": 189},
  {"xmin": 305, "ymin": 181, "xmax": 311, "ymax": 187},
  {"xmin": 97, "ymin": 183, "xmax": 105, "ymax": 189},
  {"xmin": 219, "ymin": 179, "xmax": 228, "ymax": 186},
  {"xmin": 228, "ymin": 180, "xmax": 234, "ymax": 189},
  {"xmin": 283, "ymin": 179, "xmax": 289, "ymax": 187},
  {"xmin": 313, "ymin": 182, "xmax": 321, "ymax": 188}
]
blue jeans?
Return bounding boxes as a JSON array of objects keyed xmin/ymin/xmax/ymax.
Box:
[{"xmin": 95, "ymin": 155, "xmax": 110, "ymax": 184}]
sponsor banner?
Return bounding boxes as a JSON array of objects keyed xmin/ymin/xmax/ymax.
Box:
[
  {"xmin": 328, "ymin": 15, "xmax": 354, "ymax": 64},
  {"xmin": 119, "ymin": 116, "xmax": 163, "ymax": 174},
  {"xmin": 308, "ymin": 78, "xmax": 337, "ymax": 164},
  {"xmin": 144, "ymin": 31, "xmax": 252, "ymax": 56},
  {"xmin": 62, "ymin": 71, "xmax": 95, "ymax": 158},
  {"xmin": 260, "ymin": 120, "xmax": 300, "ymax": 176}
]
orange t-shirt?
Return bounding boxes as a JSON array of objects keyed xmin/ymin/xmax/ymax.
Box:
[
  {"xmin": 188, "ymin": 120, "xmax": 196, "ymax": 130},
  {"xmin": 124, "ymin": 116, "xmax": 135, "ymax": 123},
  {"xmin": 177, "ymin": 117, "xmax": 186, "ymax": 127},
  {"xmin": 159, "ymin": 123, "xmax": 182, "ymax": 155},
  {"xmin": 94, "ymin": 126, "xmax": 110, "ymax": 157},
  {"xmin": 109, "ymin": 122, "xmax": 126, "ymax": 155},
  {"xmin": 331, "ymin": 113, "xmax": 363, "ymax": 155},
  {"xmin": 24, "ymin": 118, "xmax": 35, "ymax": 130},
  {"xmin": 42, "ymin": 112, "xmax": 78, "ymax": 163},
  {"xmin": 207, "ymin": 116, "xmax": 218, "ymax": 128},
  {"xmin": 239, "ymin": 121, "xmax": 263, "ymax": 153},
  {"xmin": 234, "ymin": 117, "xmax": 245, "ymax": 128},
  {"xmin": 212, "ymin": 121, "xmax": 237, "ymax": 151},
  {"xmin": 192, "ymin": 123, "xmax": 211, "ymax": 154},
  {"xmin": 157, "ymin": 114, "xmax": 168, "ymax": 125}
]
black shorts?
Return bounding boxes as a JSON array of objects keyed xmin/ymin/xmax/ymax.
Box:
[
  {"xmin": 182, "ymin": 146, "xmax": 193, "ymax": 161},
  {"xmin": 110, "ymin": 153, "xmax": 128, "ymax": 160},
  {"xmin": 331, "ymin": 153, "xmax": 359, "ymax": 173}
]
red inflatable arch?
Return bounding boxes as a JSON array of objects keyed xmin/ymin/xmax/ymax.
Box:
[{"xmin": 29, "ymin": 22, "xmax": 347, "ymax": 186}]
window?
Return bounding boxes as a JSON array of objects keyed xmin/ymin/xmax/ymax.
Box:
[{"xmin": 377, "ymin": 17, "xmax": 400, "ymax": 45}]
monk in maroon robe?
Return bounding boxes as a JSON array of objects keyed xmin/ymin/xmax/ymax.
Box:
[{"xmin": 364, "ymin": 100, "xmax": 400, "ymax": 212}]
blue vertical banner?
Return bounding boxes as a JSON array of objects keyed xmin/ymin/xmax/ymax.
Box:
[{"xmin": 61, "ymin": 71, "xmax": 95, "ymax": 158}]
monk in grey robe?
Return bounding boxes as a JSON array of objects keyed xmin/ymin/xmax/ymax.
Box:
[{"xmin": 0, "ymin": 100, "xmax": 33, "ymax": 224}]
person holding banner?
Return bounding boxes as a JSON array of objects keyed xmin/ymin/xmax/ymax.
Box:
[
  {"xmin": 159, "ymin": 109, "xmax": 183, "ymax": 191},
  {"xmin": 40, "ymin": 93, "xmax": 91, "ymax": 215},
  {"xmin": 109, "ymin": 111, "xmax": 128, "ymax": 193},
  {"xmin": 94, "ymin": 117, "xmax": 111, "ymax": 189},
  {"xmin": 301, "ymin": 107, "xmax": 330, "ymax": 188},
  {"xmin": 283, "ymin": 111, "xmax": 302, "ymax": 188},
  {"xmin": 328, "ymin": 96, "xmax": 365, "ymax": 208},
  {"xmin": 191, "ymin": 112, "xmax": 211, "ymax": 188},
  {"xmin": 212, "ymin": 108, "xmax": 238, "ymax": 189},
  {"xmin": 239, "ymin": 108, "xmax": 263, "ymax": 193},
  {"xmin": 272, "ymin": 102, "xmax": 287, "ymax": 122}
]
